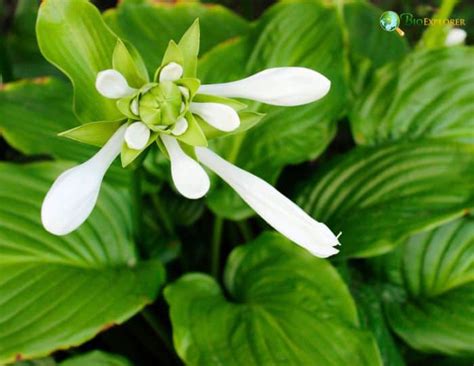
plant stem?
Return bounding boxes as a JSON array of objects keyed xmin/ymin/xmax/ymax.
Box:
[
  {"xmin": 131, "ymin": 168, "xmax": 143, "ymax": 244},
  {"xmin": 211, "ymin": 217, "xmax": 224, "ymax": 279},
  {"xmin": 237, "ymin": 220, "xmax": 253, "ymax": 242},
  {"xmin": 141, "ymin": 308, "xmax": 174, "ymax": 353}
]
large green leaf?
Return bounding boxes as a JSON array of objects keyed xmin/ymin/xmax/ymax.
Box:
[
  {"xmin": 297, "ymin": 141, "xmax": 474, "ymax": 258},
  {"xmin": 350, "ymin": 47, "xmax": 474, "ymax": 145},
  {"xmin": 0, "ymin": 163, "xmax": 164, "ymax": 364},
  {"xmin": 343, "ymin": 1, "xmax": 409, "ymax": 96},
  {"xmin": 351, "ymin": 282, "xmax": 405, "ymax": 366},
  {"xmin": 37, "ymin": 0, "xmax": 122, "ymax": 122},
  {"xmin": 4, "ymin": 0, "xmax": 58, "ymax": 79},
  {"xmin": 0, "ymin": 78, "xmax": 128, "ymax": 186},
  {"xmin": 377, "ymin": 217, "xmax": 474, "ymax": 356},
  {"xmin": 60, "ymin": 350, "xmax": 132, "ymax": 366},
  {"xmin": 165, "ymin": 232, "xmax": 382, "ymax": 366},
  {"xmin": 104, "ymin": 0, "xmax": 250, "ymax": 75},
  {"xmin": 198, "ymin": 1, "xmax": 348, "ymax": 219}
]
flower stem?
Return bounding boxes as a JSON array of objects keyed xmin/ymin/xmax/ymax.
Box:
[
  {"xmin": 237, "ymin": 220, "xmax": 253, "ymax": 242},
  {"xmin": 211, "ymin": 217, "xmax": 224, "ymax": 279}
]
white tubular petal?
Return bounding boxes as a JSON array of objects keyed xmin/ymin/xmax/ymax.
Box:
[
  {"xmin": 161, "ymin": 134, "xmax": 210, "ymax": 199},
  {"xmin": 179, "ymin": 86, "xmax": 190, "ymax": 99},
  {"xmin": 195, "ymin": 147, "xmax": 340, "ymax": 257},
  {"xmin": 125, "ymin": 122, "xmax": 150, "ymax": 150},
  {"xmin": 171, "ymin": 117, "xmax": 189, "ymax": 136},
  {"xmin": 41, "ymin": 125, "xmax": 126, "ymax": 236},
  {"xmin": 445, "ymin": 28, "xmax": 467, "ymax": 46},
  {"xmin": 189, "ymin": 102, "xmax": 240, "ymax": 132},
  {"xmin": 159, "ymin": 62, "xmax": 184, "ymax": 82},
  {"xmin": 95, "ymin": 69, "xmax": 136, "ymax": 99},
  {"xmin": 199, "ymin": 67, "xmax": 331, "ymax": 106}
]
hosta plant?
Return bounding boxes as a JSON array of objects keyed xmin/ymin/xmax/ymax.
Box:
[{"xmin": 0, "ymin": 0, "xmax": 472, "ymax": 365}]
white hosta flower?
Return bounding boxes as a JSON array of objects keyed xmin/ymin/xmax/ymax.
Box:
[
  {"xmin": 125, "ymin": 122, "xmax": 150, "ymax": 150},
  {"xmin": 42, "ymin": 125, "xmax": 126, "ymax": 236},
  {"xmin": 199, "ymin": 67, "xmax": 331, "ymax": 106},
  {"xmin": 96, "ymin": 69, "xmax": 136, "ymax": 98},
  {"xmin": 171, "ymin": 117, "xmax": 188, "ymax": 136},
  {"xmin": 44, "ymin": 54, "xmax": 339, "ymax": 257},
  {"xmin": 160, "ymin": 134, "xmax": 210, "ymax": 199},
  {"xmin": 195, "ymin": 148, "xmax": 339, "ymax": 257},
  {"xmin": 189, "ymin": 102, "xmax": 240, "ymax": 132},
  {"xmin": 159, "ymin": 62, "xmax": 184, "ymax": 82},
  {"xmin": 445, "ymin": 28, "xmax": 467, "ymax": 46}
]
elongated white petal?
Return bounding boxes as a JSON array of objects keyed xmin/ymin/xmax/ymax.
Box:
[
  {"xmin": 445, "ymin": 28, "xmax": 467, "ymax": 46},
  {"xmin": 161, "ymin": 134, "xmax": 210, "ymax": 199},
  {"xmin": 199, "ymin": 67, "xmax": 331, "ymax": 106},
  {"xmin": 171, "ymin": 117, "xmax": 189, "ymax": 136},
  {"xmin": 125, "ymin": 122, "xmax": 150, "ymax": 150},
  {"xmin": 179, "ymin": 86, "xmax": 190, "ymax": 99},
  {"xmin": 160, "ymin": 62, "xmax": 184, "ymax": 82},
  {"xmin": 96, "ymin": 69, "xmax": 136, "ymax": 99},
  {"xmin": 190, "ymin": 102, "xmax": 240, "ymax": 132},
  {"xmin": 196, "ymin": 147, "xmax": 339, "ymax": 257},
  {"xmin": 42, "ymin": 125, "xmax": 126, "ymax": 236}
]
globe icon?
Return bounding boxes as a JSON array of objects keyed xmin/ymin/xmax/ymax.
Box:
[{"xmin": 380, "ymin": 11, "xmax": 400, "ymax": 32}]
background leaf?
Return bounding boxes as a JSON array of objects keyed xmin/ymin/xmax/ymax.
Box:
[
  {"xmin": 350, "ymin": 47, "xmax": 474, "ymax": 145},
  {"xmin": 104, "ymin": 0, "xmax": 250, "ymax": 75},
  {"xmin": 376, "ymin": 217, "xmax": 474, "ymax": 356},
  {"xmin": 297, "ymin": 141, "xmax": 474, "ymax": 258},
  {"xmin": 37, "ymin": 0, "xmax": 121, "ymax": 122},
  {"xmin": 60, "ymin": 350, "xmax": 132, "ymax": 366},
  {"xmin": 165, "ymin": 232, "xmax": 382, "ymax": 366},
  {"xmin": 0, "ymin": 163, "xmax": 164, "ymax": 364}
]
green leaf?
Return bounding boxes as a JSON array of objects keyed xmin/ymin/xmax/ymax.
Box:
[
  {"xmin": 199, "ymin": 1, "xmax": 348, "ymax": 219},
  {"xmin": 350, "ymin": 47, "xmax": 474, "ymax": 145},
  {"xmin": 156, "ymin": 40, "xmax": 184, "ymax": 81},
  {"xmin": 165, "ymin": 232, "xmax": 382, "ymax": 365},
  {"xmin": 0, "ymin": 162, "xmax": 164, "ymax": 364},
  {"xmin": 351, "ymin": 283, "xmax": 406, "ymax": 366},
  {"xmin": 296, "ymin": 141, "xmax": 474, "ymax": 258},
  {"xmin": 343, "ymin": 2, "xmax": 409, "ymax": 96},
  {"xmin": 178, "ymin": 18, "xmax": 200, "ymax": 78},
  {"xmin": 378, "ymin": 217, "xmax": 474, "ymax": 356},
  {"xmin": 37, "ymin": 0, "xmax": 121, "ymax": 122},
  {"xmin": 59, "ymin": 120, "xmax": 124, "ymax": 147},
  {"xmin": 113, "ymin": 39, "xmax": 149, "ymax": 88},
  {"xmin": 0, "ymin": 78, "xmax": 128, "ymax": 186},
  {"xmin": 60, "ymin": 350, "xmax": 132, "ymax": 366},
  {"xmin": 105, "ymin": 0, "xmax": 249, "ymax": 76},
  {"xmin": 4, "ymin": 0, "xmax": 58, "ymax": 79}
]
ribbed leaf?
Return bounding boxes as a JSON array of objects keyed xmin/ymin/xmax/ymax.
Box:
[
  {"xmin": 165, "ymin": 232, "xmax": 382, "ymax": 366},
  {"xmin": 379, "ymin": 218, "xmax": 474, "ymax": 356},
  {"xmin": 350, "ymin": 47, "xmax": 474, "ymax": 145},
  {"xmin": 344, "ymin": 2, "xmax": 409, "ymax": 95},
  {"xmin": 297, "ymin": 141, "xmax": 474, "ymax": 258},
  {"xmin": 0, "ymin": 78, "xmax": 128, "ymax": 186},
  {"xmin": 105, "ymin": 0, "xmax": 249, "ymax": 75},
  {"xmin": 37, "ymin": 0, "xmax": 121, "ymax": 122},
  {"xmin": 0, "ymin": 163, "xmax": 164, "ymax": 364},
  {"xmin": 199, "ymin": 1, "xmax": 347, "ymax": 219}
]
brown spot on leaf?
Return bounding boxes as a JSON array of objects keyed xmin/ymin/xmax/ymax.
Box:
[
  {"xmin": 15, "ymin": 354, "xmax": 23, "ymax": 361},
  {"xmin": 100, "ymin": 322, "xmax": 116, "ymax": 332}
]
